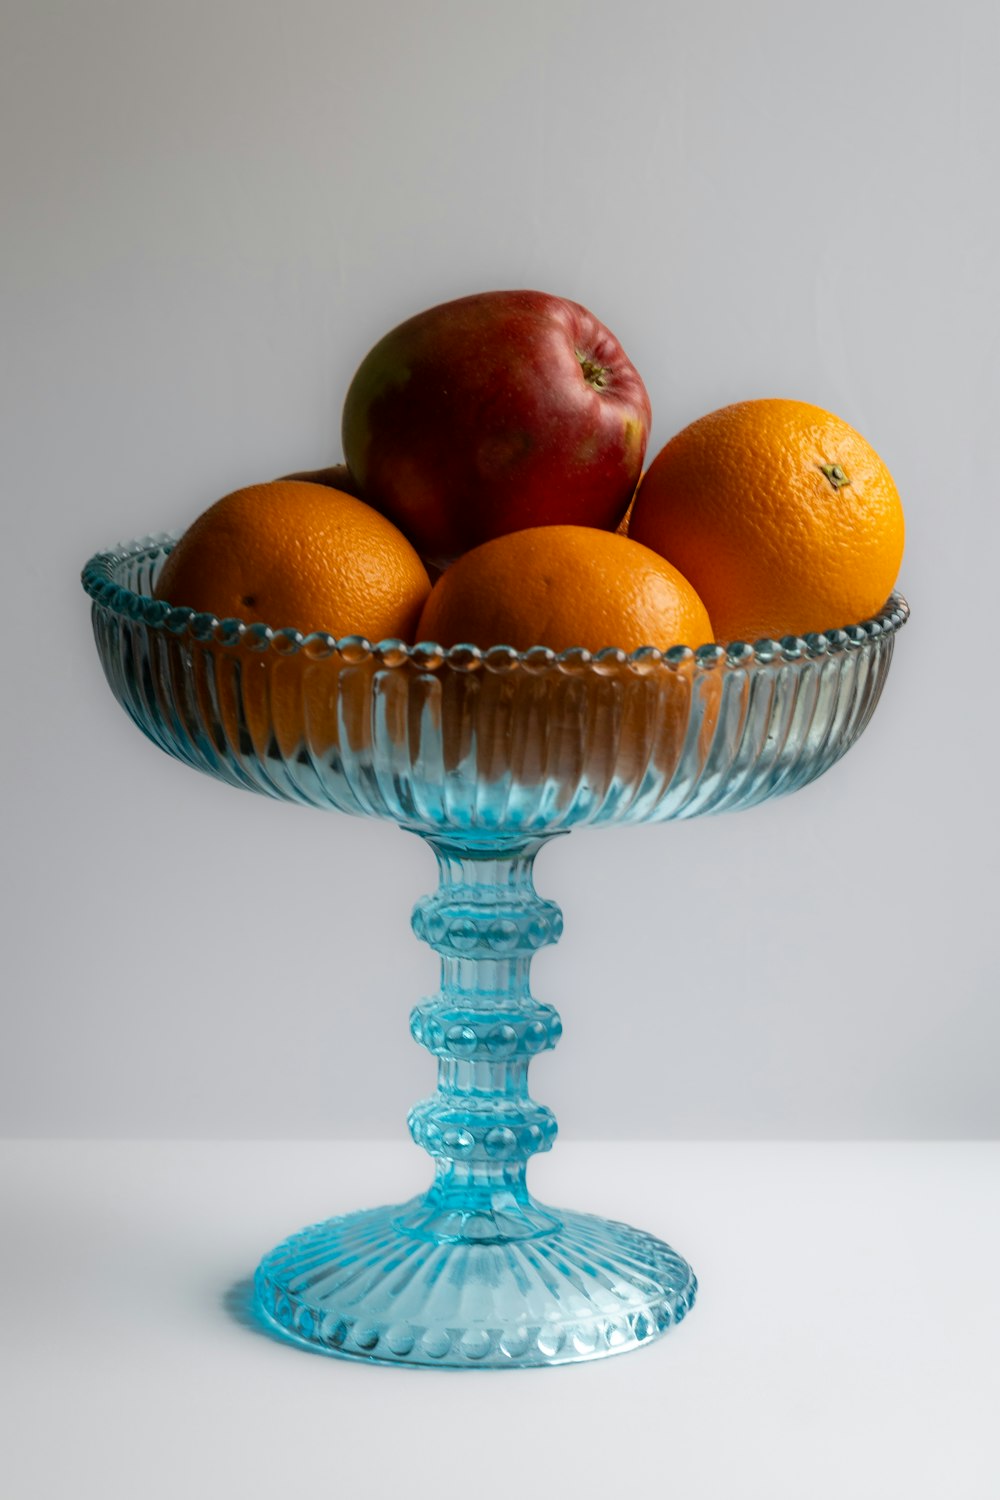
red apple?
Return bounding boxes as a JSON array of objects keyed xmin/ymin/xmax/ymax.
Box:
[{"xmin": 341, "ymin": 290, "xmax": 651, "ymax": 564}]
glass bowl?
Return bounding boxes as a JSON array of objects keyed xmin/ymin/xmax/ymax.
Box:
[{"xmin": 83, "ymin": 534, "xmax": 908, "ymax": 1368}]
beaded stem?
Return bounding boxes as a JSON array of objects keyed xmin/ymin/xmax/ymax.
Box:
[{"xmin": 402, "ymin": 836, "xmax": 565, "ymax": 1242}]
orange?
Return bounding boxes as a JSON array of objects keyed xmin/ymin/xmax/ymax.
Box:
[
  {"xmin": 155, "ymin": 479, "xmax": 430, "ymax": 640},
  {"xmin": 274, "ymin": 463, "xmax": 448, "ymax": 583},
  {"xmin": 154, "ymin": 480, "xmax": 431, "ymax": 763},
  {"xmin": 628, "ymin": 399, "xmax": 904, "ymax": 643},
  {"xmin": 416, "ymin": 525, "xmax": 713, "ymax": 652}
]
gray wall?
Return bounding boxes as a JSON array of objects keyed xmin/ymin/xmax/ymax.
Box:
[{"xmin": 2, "ymin": 0, "xmax": 996, "ymax": 1138}]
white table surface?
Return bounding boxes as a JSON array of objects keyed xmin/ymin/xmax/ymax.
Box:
[{"xmin": 2, "ymin": 1141, "xmax": 997, "ymax": 1499}]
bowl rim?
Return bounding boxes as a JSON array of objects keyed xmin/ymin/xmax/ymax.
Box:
[{"xmin": 82, "ymin": 532, "xmax": 910, "ymax": 675}]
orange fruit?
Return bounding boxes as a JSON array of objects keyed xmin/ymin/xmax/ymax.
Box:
[
  {"xmin": 629, "ymin": 399, "xmax": 904, "ymax": 643},
  {"xmin": 154, "ymin": 480, "xmax": 431, "ymax": 764},
  {"xmin": 275, "ymin": 463, "xmax": 449, "ymax": 584},
  {"xmin": 416, "ymin": 525, "xmax": 713, "ymax": 652},
  {"xmin": 154, "ymin": 479, "xmax": 430, "ymax": 640}
]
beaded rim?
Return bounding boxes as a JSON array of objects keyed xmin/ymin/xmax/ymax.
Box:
[{"xmin": 82, "ymin": 534, "xmax": 910, "ymax": 674}]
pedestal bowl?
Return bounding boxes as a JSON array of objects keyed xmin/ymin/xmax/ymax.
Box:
[{"xmin": 83, "ymin": 535, "xmax": 908, "ymax": 1368}]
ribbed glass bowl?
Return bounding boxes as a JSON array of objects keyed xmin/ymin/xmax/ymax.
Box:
[
  {"xmin": 83, "ymin": 534, "xmax": 908, "ymax": 1369},
  {"xmin": 84, "ymin": 535, "xmax": 907, "ymax": 834}
]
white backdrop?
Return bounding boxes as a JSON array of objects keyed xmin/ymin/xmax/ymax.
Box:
[{"xmin": 2, "ymin": 0, "xmax": 997, "ymax": 1138}]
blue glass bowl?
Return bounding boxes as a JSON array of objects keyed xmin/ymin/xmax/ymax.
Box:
[{"xmin": 83, "ymin": 535, "xmax": 909, "ymax": 1368}]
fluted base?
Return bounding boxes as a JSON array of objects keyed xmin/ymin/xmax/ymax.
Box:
[{"xmin": 254, "ymin": 1198, "xmax": 697, "ymax": 1368}]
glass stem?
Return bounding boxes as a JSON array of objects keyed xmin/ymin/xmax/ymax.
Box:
[{"xmin": 402, "ymin": 834, "xmax": 565, "ymax": 1243}]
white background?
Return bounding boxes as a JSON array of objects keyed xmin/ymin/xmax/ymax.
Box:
[{"xmin": 2, "ymin": 0, "xmax": 998, "ymax": 1140}]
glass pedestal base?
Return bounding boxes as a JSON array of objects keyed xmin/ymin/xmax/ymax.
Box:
[{"xmin": 254, "ymin": 1197, "xmax": 697, "ymax": 1369}]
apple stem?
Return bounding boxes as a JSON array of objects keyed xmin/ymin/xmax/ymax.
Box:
[{"xmin": 575, "ymin": 350, "xmax": 610, "ymax": 391}]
